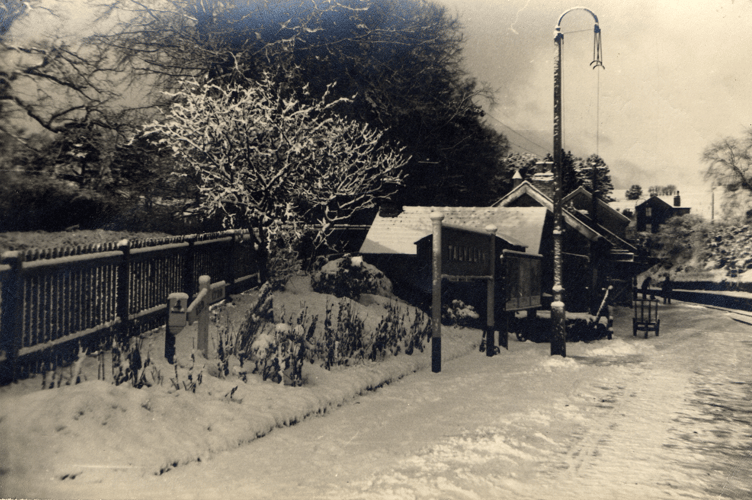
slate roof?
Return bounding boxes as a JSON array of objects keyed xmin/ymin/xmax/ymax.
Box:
[
  {"xmin": 359, "ymin": 206, "xmax": 548, "ymax": 256},
  {"xmin": 563, "ymin": 186, "xmax": 631, "ymax": 225},
  {"xmin": 491, "ymin": 181, "xmax": 602, "ymax": 242},
  {"xmin": 636, "ymin": 196, "xmax": 690, "ymax": 210}
]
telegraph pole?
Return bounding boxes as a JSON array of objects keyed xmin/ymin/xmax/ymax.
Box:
[{"xmin": 552, "ymin": 7, "xmax": 604, "ymax": 356}]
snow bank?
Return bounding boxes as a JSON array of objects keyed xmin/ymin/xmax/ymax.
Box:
[
  {"xmin": 0, "ymin": 319, "xmax": 476, "ymax": 483},
  {"xmin": 538, "ymin": 356, "xmax": 581, "ymax": 372},
  {"xmin": 585, "ymin": 338, "xmax": 653, "ymax": 357}
]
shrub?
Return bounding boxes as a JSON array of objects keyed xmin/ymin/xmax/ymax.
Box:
[
  {"xmin": 310, "ymin": 255, "xmax": 379, "ymax": 300},
  {"xmin": 404, "ymin": 307, "xmax": 432, "ymax": 356},
  {"xmin": 371, "ymin": 302, "xmax": 431, "ymax": 360},
  {"xmin": 315, "ymin": 299, "xmax": 367, "ymax": 369},
  {"xmin": 234, "ymin": 283, "xmax": 275, "ymax": 362},
  {"xmin": 223, "ymin": 285, "xmax": 431, "ymax": 386},
  {"xmin": 442, "ymin": 299, "xmax": 480, "ymax": 327},
  {"xmin": 111, "ymin": 336, "xmax": 162, "ymax": 388},
  {"xmin": 266, "ymin": 229, "xmax": 305, "ymax": 291}
]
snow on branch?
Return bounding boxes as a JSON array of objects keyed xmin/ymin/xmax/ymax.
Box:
[{"xmin": 144, "ymin": 73, "xmax": 408, "ymax": 248}]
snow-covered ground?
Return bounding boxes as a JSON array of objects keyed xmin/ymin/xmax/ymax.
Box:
[{"xmin": 2, "ymin": 287, "xmax": 751, "ymax": 499}]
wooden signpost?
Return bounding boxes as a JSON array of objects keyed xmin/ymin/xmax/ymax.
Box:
[
  {"xmin": 430, "ymin": 213, "xmax": 499, "ymax": 373},
  {"xmin": 165, "ymin": 275, "xmax": 226, "ymax": 362}
]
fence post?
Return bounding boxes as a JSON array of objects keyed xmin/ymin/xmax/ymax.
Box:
[
  {"xmin": 184, "ymin": 235, "xmax": 197, "ymax": 300},
  {"xmin": 1, "ymin": 251, "xmax": 24, "ymax": 383},
  {"xmin": 196, "ymin": 275, "xmax": 211, "ymax": 358},
  {"xmin": 116, "ymin": 239, "xmax": 131, "ymax": 343},
  {"xmin": 226, "ymin": 230, "xmax": 237, "ymax": 293}
]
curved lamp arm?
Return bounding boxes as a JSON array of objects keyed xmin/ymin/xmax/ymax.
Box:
[{"xmin": 554, "ymin": 6, "xmax": 604, "ymax": 69}]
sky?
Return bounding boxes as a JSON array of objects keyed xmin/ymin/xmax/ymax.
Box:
[
  {"xmin": 437, "ymin": 0, "xmax": 752, "ymax": 198},
  {"xmin": 10, "ymin": 0, "xmax": 750, "ymax": 212}
]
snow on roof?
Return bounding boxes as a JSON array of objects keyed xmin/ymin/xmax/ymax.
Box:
[
  {"xmin": 491, "ymin": 181, "xmax": 603, "ymax": 242},
  {"xmin": 359, "ymin": 206, "xmax": 547, "ymax": 256},
  {"xmin": 563, "ymin": 187, "xmax": 631, "ymax": 224}
]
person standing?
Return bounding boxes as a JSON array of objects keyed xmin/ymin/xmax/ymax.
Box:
[
  {"xmin": 641, "ymin": 276, "xmax": 652, "ymax": 300},
  {"xmin": 661, "ymin": 274, "xmax": 673, "ymax": 304}
]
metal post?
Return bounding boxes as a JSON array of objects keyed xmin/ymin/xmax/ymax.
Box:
[
  {"xmin": 552, "ymin": 28, "xmax": 567, "ymax": 357},
  {"xmin": 550, "ymin": 6, "xmax": 602, "ymax": 356},
  {"xmin": 430, "ymin": 212, "xmax": 444, "ymax": 373},
  {"xmin": 196, "ymin": 275, "xmax": 211, "ymax": 358},
  {"xmin": 485, "ymin": 225, "xmax": 497, "ymax": 357}
]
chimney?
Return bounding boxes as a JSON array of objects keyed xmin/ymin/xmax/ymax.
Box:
[
  {"xmin": 513, "ymin": 169, "xmax": 523, "ymax": 189},
  {"xmin": 531, "ymin": 161, "xmax": 555, "ymax": 198},
  {"xmin": 674, "ymin": 191, "xmax": 681, "ymax": 207}
]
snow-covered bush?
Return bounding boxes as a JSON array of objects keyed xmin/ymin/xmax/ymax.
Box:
[
  {"xmin": 246, "ymin": 324, "xmax": 306, "ymax": 385},
  {"xmin": 442, "ymin": 299, "xmax": 480, "ymax": 328},
  {"xmin": 224, "ymin": 283, "xmax": 430, "ymax": 385},
  {"xmin": 311, "ymin": 255, "xmax": 392, "ymax": 300},
  {"xmin": 234, "ymin": 283, "xmax": 275, "ymax": 364},
  {"xmin": 112, "ymin": 336, "xmax": 160, "ymax": 389},
  {"xmin": 371, "ymin": 302, "xmax": 431, "ymax": 360},
  {"xmin": 313, "ymin": 299, "xmax": 366, "ymax": 369},
  {"xmin": 41, "ymin": 343, "xmax": 91, "ymax": 389},
  {"xmin": 230, "ymin": 286, "xmax": 318, "ymax": 386},
  {"xmin": 266, "ymin": 229, "xmax": 304, "ymax": 291}
]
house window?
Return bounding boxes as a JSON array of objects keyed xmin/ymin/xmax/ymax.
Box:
[{"xmin": 645, "ymin": 207, "xmax": 652, "ymax": 217}]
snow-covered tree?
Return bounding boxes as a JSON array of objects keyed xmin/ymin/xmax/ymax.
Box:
[
  {"xmin": 144, "ymin": 74, "xmax": 408, "ymax": 275},
  {"xmin": 575, "ymin": 154, "xmax": 615, "ymax": 202},
  {"xmin": 625, "ymin": 185, "xmax": 642, "ymax": 200}
]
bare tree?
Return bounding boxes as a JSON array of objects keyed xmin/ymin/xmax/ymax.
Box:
[
  {"xmin": 703, "ymin": 129, "xmax": 752, "ymax": 218},
  {"xmin": 143, "ymin": 74, "xmax": 408, "ymax": 274}
]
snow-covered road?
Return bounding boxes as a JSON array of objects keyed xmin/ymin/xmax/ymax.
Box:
[{"xmin": 18, "ymin": 303, "xmax": 752, "ymax": 499}]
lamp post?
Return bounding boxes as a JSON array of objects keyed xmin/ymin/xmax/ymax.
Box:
[{"xmin": 552, "ymin": 7, "xmax": 603, "ymax": 357}]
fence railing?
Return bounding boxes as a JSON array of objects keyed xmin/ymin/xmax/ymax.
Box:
[{"xmin": 0, "ymin": 230, "xmax": 259, "ymax": 383}]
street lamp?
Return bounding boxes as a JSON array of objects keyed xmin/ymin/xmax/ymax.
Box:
[{"xmin": 551, "ymin": 7, "xmax": 604, "ymax": 357}]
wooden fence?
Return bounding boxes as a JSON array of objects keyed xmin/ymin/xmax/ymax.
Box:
[{"xmin": 0, "ymin": 230, "xmax": 259, "ymax": 383}]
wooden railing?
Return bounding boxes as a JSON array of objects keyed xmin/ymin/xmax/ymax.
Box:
[{"xmin": 0, "ymin": 230, "xmax": 259, "ymax": 383}]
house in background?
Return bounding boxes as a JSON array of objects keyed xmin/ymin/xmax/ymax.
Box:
[
  {"xmin": 359, "ymin": 163, "xmax": 650, "ymax": 311},
  {"xmin": 359, "ymin": 206, "xmax": 548, "ymax": 293},
  {"xmin": 490, "ymin": 178, "xmax": 642, "ymax": 308},
  {"xmin": 635, "ymin": 193, "xmax": 691, "ymax": 233},
  {"xmin": 491, "ymin": 178, "xmax": 638, "ymax": 262},
  {"xmin": 562, "ymin": 186, "xmax": 632, "ymax": 241}
]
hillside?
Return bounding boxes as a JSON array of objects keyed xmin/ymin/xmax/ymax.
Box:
[{"xmin": 640, "ymin": 215, "xmax": 752, "ymax": 283}]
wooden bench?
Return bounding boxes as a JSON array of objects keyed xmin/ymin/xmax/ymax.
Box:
[{"xmin": 633, "ymin": 299, "xmax": 660, "ymax": 338}]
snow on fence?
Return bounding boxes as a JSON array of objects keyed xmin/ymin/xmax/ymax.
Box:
[{"xmin": 0, "ymin": 230, "xmax": 259, "ymax": 383}]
